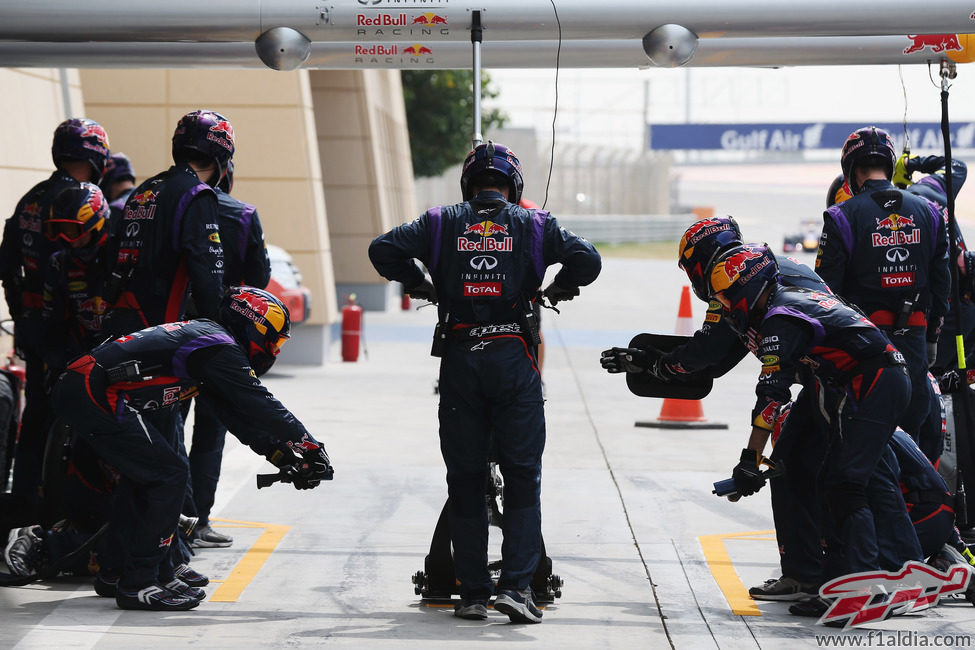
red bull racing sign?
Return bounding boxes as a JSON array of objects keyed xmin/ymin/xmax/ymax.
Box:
[
  {"xmin": 355, "ymin": 11, "xmax": 449, "ymax": 38},
  {"xmin": 354, "ymin": 43, "xmax": 434, "ymax": 63}
]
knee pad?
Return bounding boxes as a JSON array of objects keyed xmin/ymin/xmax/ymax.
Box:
[
  {"xmin": 826, "ymin": 482, "xmax": 868, "ymax": 525},
  {"xmin": 446, "ymin": 472, "xmax": 487, "ymax": 518},
  {"xmin": 498, "ymin": 465, "xmax": 540, "ymax": 510}
]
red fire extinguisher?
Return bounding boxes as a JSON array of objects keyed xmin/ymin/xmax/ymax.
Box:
[
  {"xmin": 401, "ymin": 284, "xmax": 411, "ymax": 311},
  {"xmin": 341, "ymin": 294, "xmax": 363, "ymax": 362}
]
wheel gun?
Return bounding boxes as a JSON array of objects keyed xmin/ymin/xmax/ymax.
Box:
[
  {"xmin": 256, "ymin": 464, "xmax": 335, "ymax": 489},
  {"xmin": 712, "ymin": 457, "xmax": 785, "ymax": 500}
]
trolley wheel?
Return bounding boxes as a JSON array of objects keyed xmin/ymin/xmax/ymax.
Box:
[
  {"xmin": 412, "ymin": 570, "xmax": 426, "ymax": 596},
  {"xmin": 549, "ymin": 574, "xmax": 563, "ymax": 599}
]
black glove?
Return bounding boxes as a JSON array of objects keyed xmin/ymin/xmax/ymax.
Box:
[
  {"xmin": 732, "ymin": 448, "xmax": 766, "ymax": 498},
  {"xmin": 939, "ymin": 370, "xmax": 962, "ymax": 394},
  {"xmin": 600, "ymin": 347, "xmax": 658, "ymax": 374},
  {"xmin": 266, "ymin": 440, "xmax": 300, "ymax": 469},
  {"xmin": 542, "ymin": 282, "xmax": 579, "ymax": 306},
  {"xmin": 292, "ymin": 446, "xmax": 334, "ymax": 490},
  {"xmin": 406, "ymin": 278, "xmax": 437, "ymax": 304},
  {"xmin": 649, "ymin": 357, "xmax": 681, "ymax": 382},
  {"xmin": 927, "ymin": 340, "xmax": 939, "ymax": 368}
]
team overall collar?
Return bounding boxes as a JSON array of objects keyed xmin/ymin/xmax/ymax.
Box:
[
  {"xmin": 472, "ymin": 190, "xmax": 508, "ymax": 202},
  {"xmin": 859, "ymin": 178, "xmax": 895, "ymax": 192}
]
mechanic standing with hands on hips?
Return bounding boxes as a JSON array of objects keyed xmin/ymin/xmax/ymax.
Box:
[
  {"xmin": 815, "ymin": 126, "xmax": 950, "ymax": 463},
  {"xmin": 369, "ymin": 142, "xmax": 601, "ymax": 624}
]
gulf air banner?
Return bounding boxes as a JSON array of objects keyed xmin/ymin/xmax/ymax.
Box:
[{"xmin": 648, "ymin": 122, "xmax": 975, "ymax": 151}]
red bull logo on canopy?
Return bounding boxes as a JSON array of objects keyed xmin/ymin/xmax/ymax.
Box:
[
  {"xmin": 355, "ymin": 11, "xmax": 449, "ymax": 38},
  {"xmin": 402, "ymin": 44, "xmax": 434, "ymax": 56},
  {"xmin": 904, "ymin": 34, "xmax": 963, "ymax": 54},
  {"xmin": 413, "ymin": 12, "xmax": 447, "ymax": 26}
]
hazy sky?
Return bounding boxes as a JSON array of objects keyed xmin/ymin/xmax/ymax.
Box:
[{"xmin": 484, "ymin": 64, "xmax": 975, "ymax": 151}]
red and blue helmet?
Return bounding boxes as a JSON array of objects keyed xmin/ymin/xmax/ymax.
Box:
[
  {"xmin": 677, "ymin": 216, "xmax": 743, "ymax": 301},
  {"xmin": 172, "ymin": 110, "xmax": 235, "ymax": 181},
  {"xmin": 219, "ymin": 286, "xmax": 291, "ymax": 376},
  {"xmin": 708, "ymin": 243, "xmax": 779, "ymax": 335},
  {"xmin": 52, "ymin": 118, "xmax": 111, "ymax": 182},
  {"xmin": 44, "ymin": 182, "xmax": 109, "ymax": 247},
  {"xmin": 100, "ymin": 152, "xmax": 136, "ymax": 195},
  {"xmin": 840, "ymin": 126, "xmax": 896, "ymax": 195},
  {"xmin": 460, "ymin": 141, "xmax": 524, "ymax": 204},
  {"xmin": 826, "ymin": 174, "xmax": 852, "ymax": 208}
]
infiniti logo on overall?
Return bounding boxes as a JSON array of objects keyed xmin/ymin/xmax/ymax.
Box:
[
  {"xmin": 470, "ymin": 255, "xmax": 498, "ymax": 270},
  {"xmin": 886, "ymin": 247, "xmax": 909, "ymax": 262}
]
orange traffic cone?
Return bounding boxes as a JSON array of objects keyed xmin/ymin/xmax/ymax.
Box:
[{"xmin": 636, "ymin": 285, "xmax": 728, "ymax": 430}]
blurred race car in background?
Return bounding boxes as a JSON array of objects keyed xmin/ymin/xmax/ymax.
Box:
[
  {"xmin": 266, "ymin": 244, "xmax": 311, "ymax": 325},
  {"xmin": 782, "ymin": 219, "xmax": 822, "ymax": 253}
]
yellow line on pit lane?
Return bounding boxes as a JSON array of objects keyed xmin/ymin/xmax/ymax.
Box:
[
  {"xmin": 207, "ymin": 517, "xmax": 291, "ymax": 603},
  {"xmin": 698, "ymin": 529, "xmax": 776, "ymax": 616}
]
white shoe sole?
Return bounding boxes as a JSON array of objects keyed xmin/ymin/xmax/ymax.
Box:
[{"xmin": 494, "ymin": 595, "xmax": 542, "ymax": 624}]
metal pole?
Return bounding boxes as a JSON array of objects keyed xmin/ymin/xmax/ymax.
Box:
[
  {"xmin": 58, "ymin": 68, "xmax": 73, "ymax": 118},
  {"xmin": 940, "ymin": 59, "xmax": 961, "ymax": 370},
  {"xmin": 471, "ymin": 10, "xmax": 483, "ymax": 149}
]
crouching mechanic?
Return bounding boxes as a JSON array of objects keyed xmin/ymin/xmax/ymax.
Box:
[
  {"xmin": 50, "ymin": 287, "xmax": 333, "ymax": 611},
  {"xmin": 369, "ymin": 141, "xmax": 601, "ymax": 624},
  {"xmin": 704, "ymin": 245, "xmax": 923, "ymax": 617},
  {"xmin": 601, "ymin": 221, "xmax": 831, "ymax": 600}
]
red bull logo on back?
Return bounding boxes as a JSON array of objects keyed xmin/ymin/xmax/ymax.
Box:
[
  {"xmin": 458, "ymin": 220, "xmax": 513, "ymax": 253},
  {"xmin": 875, "ymin": 214, "xmax": 915, "ymax": 231},
  {"xmin": 132, "ymin": 190, "xmax": 156, "ymax": 206},
  {"xmin": 872, "ymin": 213, "xmax": 921, "ymax": 246},
  {"xmin": 463, "ymin": 221, "xmax": 508, "ymax": 237}
]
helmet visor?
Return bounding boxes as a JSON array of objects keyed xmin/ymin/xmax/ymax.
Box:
[
  {"xmin": 267, "ymin": 333, "xmax": 289, "ymax": 357},
  {"xmin": 44, "ymin": 219, "xmax": 87, "ymax": 243}
]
